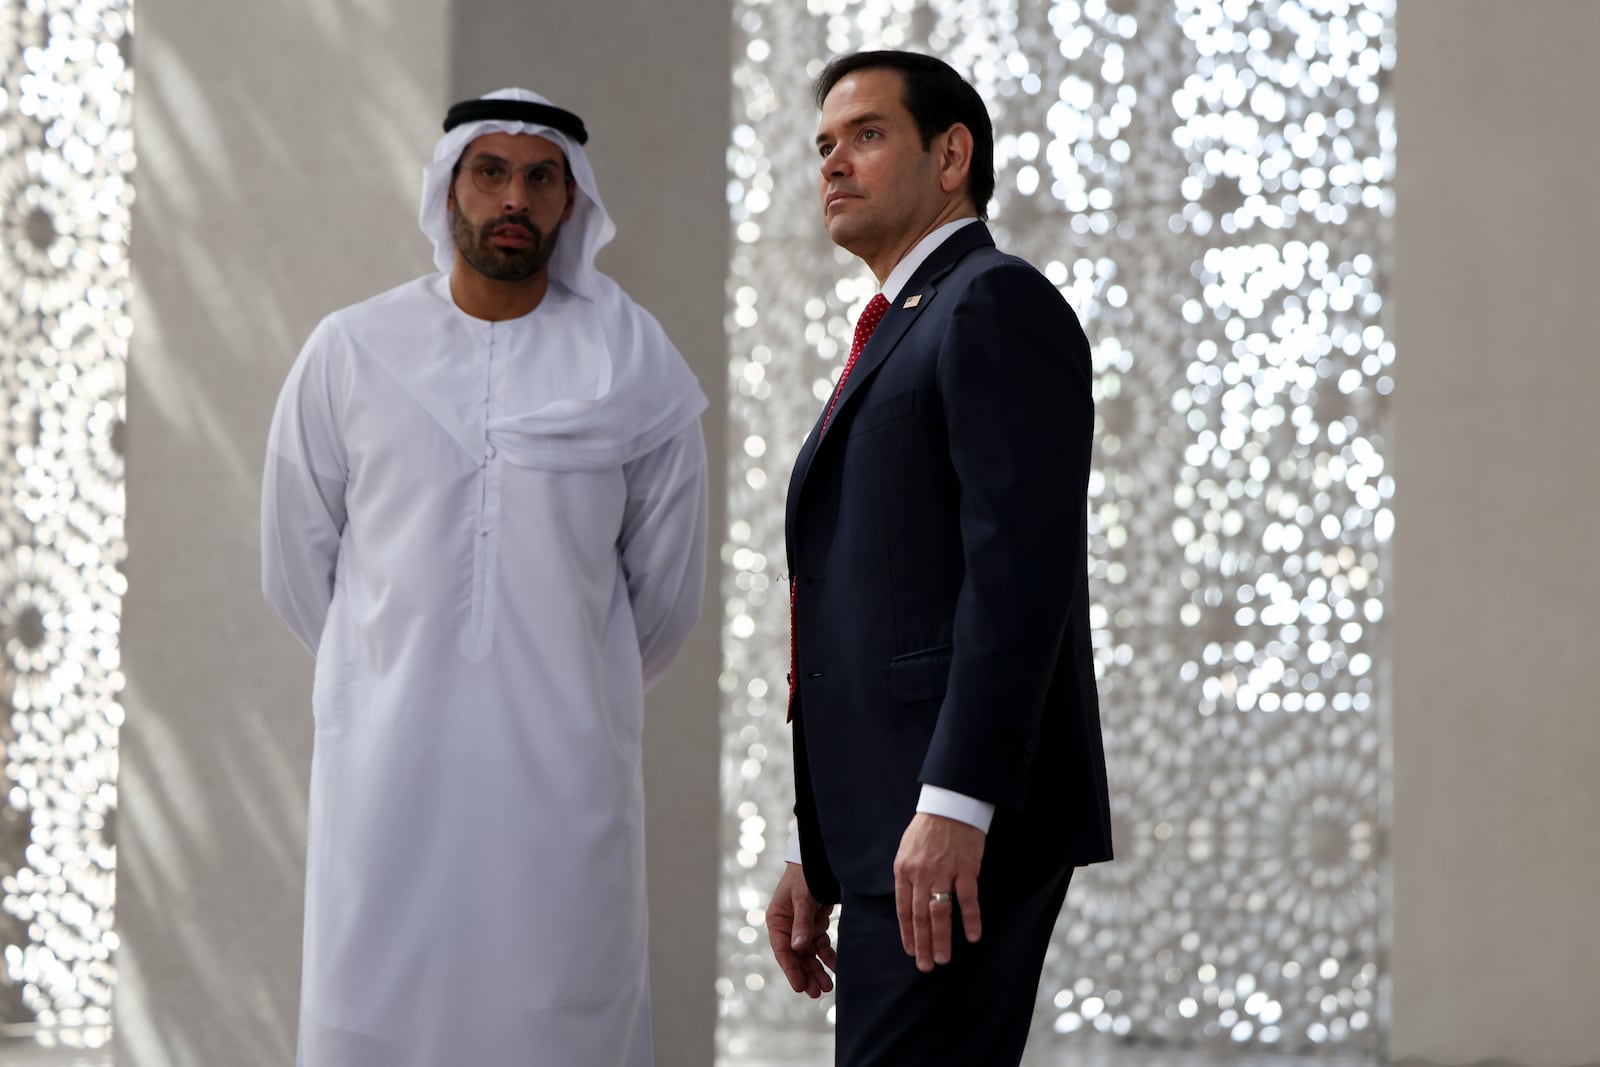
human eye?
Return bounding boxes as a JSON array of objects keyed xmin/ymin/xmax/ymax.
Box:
[
  {"xmin": 818, "ymin": 142, "xmax": 833, "ymax": 158},
  {"xmin": 475, "ymin": 162, "xmax": 505, "ymax": 179},
  {"xmin": 860, "ymin": 128, "xmax": 880, "ymax": 142}
]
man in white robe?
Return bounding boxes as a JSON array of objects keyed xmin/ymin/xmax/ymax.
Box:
[{"xmin": 261, "ymin": 88, "xmax": 708, "ymax": 1067}]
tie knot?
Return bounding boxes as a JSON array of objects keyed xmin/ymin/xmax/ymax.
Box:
[
  {"xmin": 821, "ymin": 292, "xmax": 892, "ymax": 436},
  {"xmin": 852, "ymin": 293, "xmax": 890, "ymax": 354}
]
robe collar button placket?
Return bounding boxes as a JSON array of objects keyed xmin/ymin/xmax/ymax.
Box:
[
  {"xmin": 481, "ymin": 328, "xmax": 492, "ymax": 459},
  {"xmin": 483, "ymin": 324, "xmax": 494, "ymax": 403},
  {"xmin": 479, "ymin": 325, "xmax": 496, "ymax": 537}
]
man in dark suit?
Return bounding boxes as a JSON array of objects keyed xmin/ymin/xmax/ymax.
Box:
[{"xmin": 764, "ymin": 51, "xmax": 1114, "ymax": 1066}]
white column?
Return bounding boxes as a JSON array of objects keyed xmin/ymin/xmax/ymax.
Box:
[
  {"xmin": 119, "ymin": 1, "xmax": 450, "ymax": 1060},
  {"xmin": 1391, "ymin": 3, "xmax": 1600, "ymax": 1063},
  {"xmin": 445, "ymin": 6, "xmax": 730, "ymax": 1064}
]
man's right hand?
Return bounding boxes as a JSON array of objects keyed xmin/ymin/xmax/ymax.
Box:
[{"xmin": 766, "ymin": 862, "xmax": 836, "ymax": 998}]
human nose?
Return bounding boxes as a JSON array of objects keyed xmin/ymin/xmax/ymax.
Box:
[
  {"xmin": 500, "ymin": 173, "xmax": 533, "ymax": 212},
  {"xmin": 821, "ymin": 145, "xmax": 849, "ymax": 181}
]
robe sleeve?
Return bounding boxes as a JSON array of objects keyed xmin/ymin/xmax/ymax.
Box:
[
  {"xmin": 261, "ymin": 319, "xmax": 349, "ymax": 655},
  {"xmin": 618, "ymin": 420, "xmax": 708, "ymax": 689}
]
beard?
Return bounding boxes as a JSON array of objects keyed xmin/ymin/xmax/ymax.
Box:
[{"xmin": 451, "ymin": 210, "xmax": 562, "ymax": 283}]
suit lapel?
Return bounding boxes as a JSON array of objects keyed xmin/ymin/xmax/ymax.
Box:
[
  {"xmin": 786, "ymin": 223, "xmax": 995, "ymax": 547},
  {"xmin": 824, "ymin": 287, "xmax": 927, "ymax": 433}
]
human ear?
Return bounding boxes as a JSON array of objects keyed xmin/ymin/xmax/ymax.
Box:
[{"xmin": 937, "ymin": 123, "xmax": 974, "ymax": 198}]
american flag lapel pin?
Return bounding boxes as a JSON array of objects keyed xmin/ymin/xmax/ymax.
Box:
[{"xmin": 902, "ymin": 293, "xmax": 922, "ymax": 309}]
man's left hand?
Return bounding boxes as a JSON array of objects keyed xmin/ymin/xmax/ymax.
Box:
[{"xmin": 892, "ymin": 812, "xmax": 985, "ymax": 973}]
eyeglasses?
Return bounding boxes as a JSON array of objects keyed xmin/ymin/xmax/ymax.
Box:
[{"xmin": 462, "ymin": 158, "xmax": 571, "ymax": 196}]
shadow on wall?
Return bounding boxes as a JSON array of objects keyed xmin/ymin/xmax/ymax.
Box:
[{"xmin": 117, "ymin": 1, "xmax": 443, "ymax": 1065}]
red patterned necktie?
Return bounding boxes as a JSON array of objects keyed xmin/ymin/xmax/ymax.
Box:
[
  {"xmin": 820, "ymin": 292, "xmax": 890, "ymax": 436},
  {"xmin": 789, "ymin": 292, "xmax": 891, "ymax": 720}
]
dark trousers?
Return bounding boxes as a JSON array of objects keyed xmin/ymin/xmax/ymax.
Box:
[{"xmin": 833, "ymin": 866, "xmax": 1072, "ymax": 1067}]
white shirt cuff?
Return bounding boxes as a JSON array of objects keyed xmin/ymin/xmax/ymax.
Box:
[
  {"xmin": 785, "ymin": 787, "xmax": 994, "ymax": 866},
  {"xmin": 917, "ymin": 785, "xmax": 995, "ymax": 833},
  {"xmin": 785, "ymin": 826, "xmax": 802, "ymax": 865}
]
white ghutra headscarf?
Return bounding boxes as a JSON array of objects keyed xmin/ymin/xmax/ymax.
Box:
[{"xmin": 417, "ymin": 87, "xmax": 616, "ymax": 300}]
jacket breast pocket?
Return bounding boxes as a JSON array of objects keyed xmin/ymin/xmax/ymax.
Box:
[
  {"xmin": 886, "ymin": 644, "xmax": 953, "ymax": 703},
  {"xmin": 850, "ymin": 389, "xmax": 916, "ymax": 436}
]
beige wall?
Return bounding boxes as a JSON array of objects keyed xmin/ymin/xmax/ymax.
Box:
[
  {"xmin": 117, "ymin": 2, "xmax": 725, "ymax": 1065},
  {"xmin": 1391, "ymin": 3, "xmax": 1600, "ymax": 1064}
]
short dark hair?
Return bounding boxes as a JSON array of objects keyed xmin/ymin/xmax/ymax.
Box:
[{"xmin": 814, "ymin": 50, "xmax": 996, "ymax": 219}]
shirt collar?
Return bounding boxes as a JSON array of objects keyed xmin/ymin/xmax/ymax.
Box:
[{"xmin": 880, "ymin": 217, "xmax": 981, "ymax": 304}]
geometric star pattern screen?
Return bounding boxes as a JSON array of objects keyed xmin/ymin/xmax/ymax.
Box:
[
  {"xmin": 0, "ymin": 0, "xmax": 131, "ymax": 1050},
  {"xmin": 717, "ymin": 0, "xmax": 1392, "ymax": 1055}
]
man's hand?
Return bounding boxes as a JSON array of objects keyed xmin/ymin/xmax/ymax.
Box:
[
  {"xmin": 766, "ymin": 862, "xmax": 837, "ymax": 998},
  {"xmin": 893, "ymin": 812, "xmax": 985, "ymax": 973}
]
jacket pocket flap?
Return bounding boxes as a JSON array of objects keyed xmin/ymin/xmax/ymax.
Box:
[
  {"xmin": 850, "ymin": 389, "xmax": 916, "ymax": 435},
  {"xmin": 886, "ymin": 644, "xmax": 954, "ymax": 703}
]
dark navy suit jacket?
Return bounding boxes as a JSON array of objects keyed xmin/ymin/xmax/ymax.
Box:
[{"xmin": 786, "ymin": 223, "xmax": 1113, "ymax": 904}]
